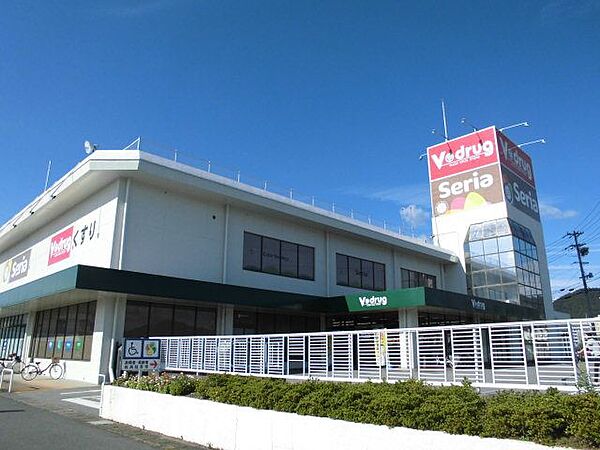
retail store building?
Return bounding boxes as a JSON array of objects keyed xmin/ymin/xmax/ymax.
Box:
[{"xmin": 0, "ymin": 127, "xmax": 562, "ymax": 382}]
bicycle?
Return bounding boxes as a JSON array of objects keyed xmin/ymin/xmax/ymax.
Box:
[
  {"xmin": 20, "ymin": 358, "xmax": 63, "ymax": 381},
  {"xmin": 0, "ymin": 353, "xmax": 24, "ymax": 374}
]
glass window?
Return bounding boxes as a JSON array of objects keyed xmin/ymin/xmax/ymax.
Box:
[
  {"xmin": 233, "ymin": 310, "xmax": 257, "ymax": 335},
  {"xmin": 374, "ymin": 263, "xmax": 386, "ymax": 291},
  {"xmin": 469, "ymin": 240, "xmax": 484, "ymax": 257},
  {"xmin": 484, "ymin": 253, "xmax": 501, "ymax": 268},
  {"xmin": 298, "ymin": 245, "xmax": 314, "ymax": 280},
  {"xmin": 244, "ymin": 232, "xmax": 314, "ymax": 281},
  {"xmin": 361, "ymin": 260, "xmax": 374, "ymax": 290},
  {"xmin": 148, "ymin": 304, "xmax": 173, "ymax": 336},
  {"xmin": 195, "ymin": 308, "xmax": 216, "ymax": 335},
  {"xmin": 261, "ymin": 237, "xmax": 280, "ymax": 274},
  {"xmin": 483, "ymin": 238, "xmax": 499, "ymax": 255},
  {"xmin": 173, "ymin": 306, "xmax": 196, "ymax": 336},
  {"xmin": 30, "ymin": 302, "xmax": 96, "ymax": 362},
  {"xmin": 497, "ymin": 236, "xmax": 512, "ymax": 252},
  {"xmin": 63, "ymin": 305, "xmax": 77, "ymax": 360},
  {"xmin": 498, "ymin": 251, "xmax": 515, "ymax": 268},
  {"xmin": 486, "ymin": 269, "xmax": 502, "ymax": 286},
  {"xmin": 242, "ymin": 232, "xmax": 261, "ymax": 271},
  {"xmin": 336, "ymin": 254, "xmax": 348, "ymax": 286},
  {"xmin": 472, "ymin": 271, "xmax": 486, "ymax": 287},
  {"xmin": 348, "ymin": 257, "xmax": 362, "ymax": 288},
  {"xmin": 124, "ymin": 302, "xmax": 150, "ymax": 337},
  {"xmin": 72, "ymin": 303, "xmax": 88, "ymax": 360},
  {"xmin": 280, "ymin": 241, "xmax": 298, "ymax": 278},
  {"xmin": 83, "ymin": 302, "xmax": 96, "ymax": 361},
  {"xmin": 401, "ymin": 268, "xmax": 436, "ymax": 289}
]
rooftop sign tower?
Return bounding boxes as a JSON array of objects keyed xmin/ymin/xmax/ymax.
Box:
[{"xmin": 427, "ymin": 126, "xmax": 553, "ymax": 318}]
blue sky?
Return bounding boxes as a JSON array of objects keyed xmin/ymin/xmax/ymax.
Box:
[{"xmin": 1, "ymin": 0, "xmax": 599, "ymax": 298}]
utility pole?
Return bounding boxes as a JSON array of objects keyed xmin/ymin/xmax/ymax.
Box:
[{"xmin": 565, "ymin": 231, "xmax": 593, "ymax": 317}]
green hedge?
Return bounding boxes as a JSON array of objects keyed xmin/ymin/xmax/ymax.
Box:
[{"xmin": 114, "ymin": 373, "xmax": 600, "ymax": 448}]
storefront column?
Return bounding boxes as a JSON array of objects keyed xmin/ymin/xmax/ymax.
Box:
[
  {"xmin": 94, "ymin": 293, "xmax": 127, "ymax": 384},
  {"xmin": 217, "ymin": 304, "xmax": 233, "ymax": 335},
  {"xmin": 398, "ymin": 309, "xmax": 418, "ymax": 328},
  {"xmin": 22, "ymin": 311, "xmax": 37, "ymax": 363}
]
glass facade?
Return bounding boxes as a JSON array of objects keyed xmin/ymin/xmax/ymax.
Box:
[
  {"xmin": 0, "ymin": 314, "xmax": 27, "ymax": 359},
  {"xmin": 465, "ymin": 218, "xmax": 543, "ymax": 313},
  {"xmin": 400, "ymin": 268, "xmax": 436, "ymax": 289},
  {"xmin": 243, "ymin": 232, "xmax": 315, "ymax": 281},
  {"xmin": 124, "ymin": 301, "xmax": 217, "ymax": 337},
  {"xmin": 30, "ymin": 302, "xmax": 96, "ymax": 361},
  {"xmin": 336, "ymin": 253, "xmax": 386, "ymax": 291},
  {"xmin": 233, "ymin": 308, "xmax": 320, "ymax": 335}
]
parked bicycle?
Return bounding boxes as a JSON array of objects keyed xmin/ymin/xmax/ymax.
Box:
[
  {"xmin": 0, "ymin": 353, "xmax": 24, "ymax": 374},
  {"xmin": 20, "ymin": 358, "xmax": 63, "ymax": 381}
]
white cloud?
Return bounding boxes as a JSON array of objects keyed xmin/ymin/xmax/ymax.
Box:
[
  {"xmin": 539, "ymin": 201, "xmax": 577, "ymax": 220},
  {"xmin": 400, "ymin": 204, "xmax": 429, "ymax": 229},
  {"xmin": 341, "ymin": 183, "xmax": 430, "ymax": 207}
]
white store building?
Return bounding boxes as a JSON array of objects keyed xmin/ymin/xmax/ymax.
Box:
[{"xmin": 0, "ymin": 129, "xmax": 562, "ymax": 382}]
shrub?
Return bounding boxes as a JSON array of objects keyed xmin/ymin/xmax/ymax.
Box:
[{"xmin": 114, "ymin": 373, "xmax": 600, "ymax": 448}]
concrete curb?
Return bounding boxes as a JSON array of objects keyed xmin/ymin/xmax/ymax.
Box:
[{"xmin": 100, "ymin": 385, "xmax": 573, "ymax": 450}]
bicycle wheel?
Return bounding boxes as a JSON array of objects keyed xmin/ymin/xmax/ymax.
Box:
[
  {"xmin": 49, "ymin": 363, "xmax": 63, "ymax": 380},
  {"xmin": 21, "ymin": 364, "xmax": 39, "ymax": 381}
]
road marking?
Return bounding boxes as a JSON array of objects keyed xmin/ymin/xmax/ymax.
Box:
[
  {"xmin": 88, "ymin": 419, "xmax": 113, "ymax": 425},
  {"xmin": 60, "ymin": 389, "xmax": 101, "ymax": 396},
  {"xmin": 62, "ymin": 397, "xmax": 101, "ymax": 409}
]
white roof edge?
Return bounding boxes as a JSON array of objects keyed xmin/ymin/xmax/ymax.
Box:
[{"xmin": 0, "ymin": 150, "xmax": 458, "ymax": 264}]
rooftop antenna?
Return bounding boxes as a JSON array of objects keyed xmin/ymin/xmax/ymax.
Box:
[
  {"xmin": 123, "ymin": 137, "xmax": 141, "ymax": 150},
  {"xmin": 43, "ymin": 160, "xmax": 52, "ymax": 192},
  {"xmin": 84, "ymin": 140, "xmax": 97, "ymax": 155},
  {"xmin": 499, "ymin": 121, "xmax": 529, "ymax": 132},
  {"xmin": 431, "ymin": 99, "xmax": 450, "ymax": 141},
  {"xmin": 460, "ymin": 117, "xmax": 478, "ymax": 132},
  {"xmin": 513, "ymin": 138, "xmax": 546, "ymax": 149},
  {"xmin": 441, "ymin": 99, "xmax": 449, "ymax": 141}
]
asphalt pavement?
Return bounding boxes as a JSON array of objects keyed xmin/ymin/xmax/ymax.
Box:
[{"xmin": 0, "ymin": 376, "xmax": 208, "ymax": 449}]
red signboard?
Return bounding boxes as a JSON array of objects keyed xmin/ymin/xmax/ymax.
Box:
[
  {"xmin": 496, "ymin": 130, "xmax": 535, "ymax": 187},
  {"xmin": 427, "ymin": 126, "xmax": 499, "ymax": 181},
  {"xmin": 48, "ymin": 227, "xmax": 73, "ymax": 265}
]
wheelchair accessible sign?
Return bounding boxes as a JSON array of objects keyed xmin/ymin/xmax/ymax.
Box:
[{"xmin": 122, "ymin": 338, "xmax": 161, "ymax": 372}]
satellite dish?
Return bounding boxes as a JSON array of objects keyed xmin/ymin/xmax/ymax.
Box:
[{"xmin": 84, "ymin": 140, "xmax": 97, "ymax": 155}]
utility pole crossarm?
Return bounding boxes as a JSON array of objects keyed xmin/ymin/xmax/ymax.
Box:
[{"xmin": 565, "ymin": 230, "xmax": 593, "ymax": 317}]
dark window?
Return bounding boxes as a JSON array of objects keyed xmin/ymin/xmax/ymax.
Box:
[
  {"xmin": 261, "ymin": 237, "xmax": 280, "ymax": 274},
  {"xmin": 124, "ymin": 301, "xmax": 217, "ymax": 338},
  {"xmin": 195, "ymin": 308, "xmax": 217, "ymax": 335},
  {"xmin": 0, "ymin": 314, "xmax": 26, "ymax": 360},
  {"xmin": 148, "ymin": 304, "xmax": 173, "ymax": 337},
  {"xmin": 124, "ymin": 302, "xmax": 150, "ymax": 337},
  {"xmin": 30, "ymin": 302, "xmax": 96, "ymax": 361},
  {"xmin": 348, "ymin": 257, "xmax": 362, "ymax": 288},
  {"xmin": 337, "ymin": 253, "xmax": 386, "ymax": 291},
  {"xmin": 280, "ymin": 241, "xmax": 298, "ymax": 277},
  {"xmin": 361, "ymin": 260, "xmax": 374, "ymax": 290},
  {"xmin": 243, "ymin": 232, "xmax": 315, "ymax": 281},
  {"xmin": 298, "ymin": 245, "xmax": 314, "ymax": 280},
  {"xmin": 336, "ymin": 253, "xmax": 348, "ymax": 286},
  {"xmin": 242, "ymin": 232, "xmax": 261, "ymax": 271},
  {"xmin": 173, "ymin": 306, "xmax": 196, "ymax": 336},
  {"xmin": 400, "ymin": 268, "xmax": 437, "ymax": 289}
]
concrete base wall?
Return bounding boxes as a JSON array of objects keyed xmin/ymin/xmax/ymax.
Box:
[{"xmin": 100, "ymin": 385, "xmax": 571, "ymax": 450}]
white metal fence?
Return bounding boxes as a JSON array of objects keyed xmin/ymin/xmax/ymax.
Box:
[{"xmin": 151, "ymin": 318, "xmax": 600, "ymax": 391}]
